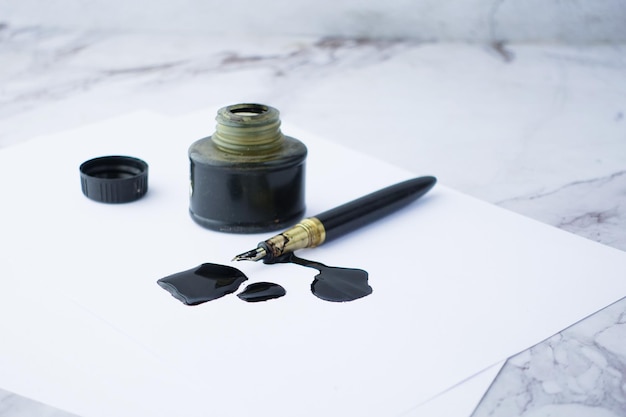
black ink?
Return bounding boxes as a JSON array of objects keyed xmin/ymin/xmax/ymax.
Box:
[
  {"xmin": 158, "ymin": 254, "xmax": 371, "ymax": 305},
  {"xmin": 237, "ymin": 282, "xmax": 286, "ymax": 302},
  {"xmin": 157, "ymin": 263, "xmax": 248, "ymax": 305},
  {"xmin": 267, "ymin": 253, "xmax": 372, "ymax": 302},
  {"xmin": 189, "ymin": 161, "xmax": 305, "ymax": 233}
]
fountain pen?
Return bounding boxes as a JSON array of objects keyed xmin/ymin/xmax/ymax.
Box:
[{"xmin": 233, "ymin": 176, "xmax": 437, "ymax": 262}]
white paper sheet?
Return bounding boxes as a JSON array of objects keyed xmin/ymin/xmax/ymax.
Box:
[
  {"xmin": 1, "ymin": 110, "xmax": 625, "ymax": 417},
  {"xmin": 0, "ymin": 269, "xmax": 210, "ymax": 417},
  {"xmin": 403, "ymin": 361, "xmax": 505, "ymax": 417}
]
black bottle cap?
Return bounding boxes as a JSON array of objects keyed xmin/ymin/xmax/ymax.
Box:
[{"xmin": 79, "ymin": 156, "xmax": 149, "ymax": 203}]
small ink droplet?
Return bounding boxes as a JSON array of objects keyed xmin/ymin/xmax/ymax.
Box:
[
  {"xmin": 238, "ymin": 282, "xmax": 286, "ymax": 302},
  {"xmin": 157, "ymin": 263, "xmax": 248, "ymax": 305}
]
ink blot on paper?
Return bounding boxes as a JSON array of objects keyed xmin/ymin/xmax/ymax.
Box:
[
  {"xmin": 158, "ymin": 255, "xmax": 372, "ymax": 305},
  {"xmin": 157, "ymin": 263, "xmax": 248, "ymax": 305},
  {"xmin": 268, "ymin": 253, "xmax": 372, "ymax": 302},
  {"xmin": 237, "ymin": 282, "xmax": 286, "ymax": 302}
]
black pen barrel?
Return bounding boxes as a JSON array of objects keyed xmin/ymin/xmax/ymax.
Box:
[{"xmin": 315, "ymin": 176, "xmax": 437, "ymax": 243}]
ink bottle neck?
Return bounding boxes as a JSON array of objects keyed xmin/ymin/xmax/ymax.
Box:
[{"xmin": 212, "ymin": 103, "xmax": 284, "ymax": 155}]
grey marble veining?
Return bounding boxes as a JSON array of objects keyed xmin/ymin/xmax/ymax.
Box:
[
  {"xmin": 498, "ymin": 170, "xmax": 626, "ymax": 250},
  {"xmin": 0, "ymin": 22, "xmax": 625, "ymax": 417},
  {"xmin": 473, "ymin": 297, "xmax": 626, "ymax": 417},
  {"xmin": 3, "ymin": 0, "xmax": 625, "ymax": 42}
]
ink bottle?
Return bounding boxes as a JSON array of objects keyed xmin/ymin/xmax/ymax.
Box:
[{"xmin": 188, "ymin": 103, "xmax": 307, "ymax": 233}]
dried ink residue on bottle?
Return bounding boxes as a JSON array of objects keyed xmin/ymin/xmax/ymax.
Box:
[
  {"xmin": 188, "ymin": 103, "xmax": 307, "ymax": 233},
  {"xmin": 267, "ymin": 253, "xmax": 372, "ymax": 302},
  {"xmin": 237, "ymin": 282, "xmax": 286, "ymax": 302},
  {"xmin": 157, "ymin": 263, "xmax": 248, "ymax": 305}
]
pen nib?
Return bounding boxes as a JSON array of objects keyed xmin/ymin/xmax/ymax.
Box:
[{"xmin": 232, "ymin": 247, "xmax": 267, "ymax": 262}]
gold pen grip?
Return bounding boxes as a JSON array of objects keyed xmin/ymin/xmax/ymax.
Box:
[{"xmin": 262, "ymin": 217, "xmax": 326, "ymax": 259}]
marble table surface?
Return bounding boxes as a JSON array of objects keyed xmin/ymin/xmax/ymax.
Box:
[{"xmin": 1, "ymin": 24, "xmax": 625, "ymax": 417}]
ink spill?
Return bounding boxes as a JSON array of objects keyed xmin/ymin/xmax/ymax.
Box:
[
  {"xmin": 158, "ymin": 255, "xmax": 371, "ymax": 305},
  {"xmin": 237, "ymin": 282, "xmax": 286, "ymax": 302},
  {"xmin": 267, "ymin": 253, "xmax": 372, "ymax": 302},
  {"xmin": 157, "ymin": 263, "xmax": 248, "ymax": 305}
]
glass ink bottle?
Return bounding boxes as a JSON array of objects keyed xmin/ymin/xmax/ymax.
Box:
[{"xmin": 188, "ymin": 103, "xmax": 307, "ymax": 233}]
